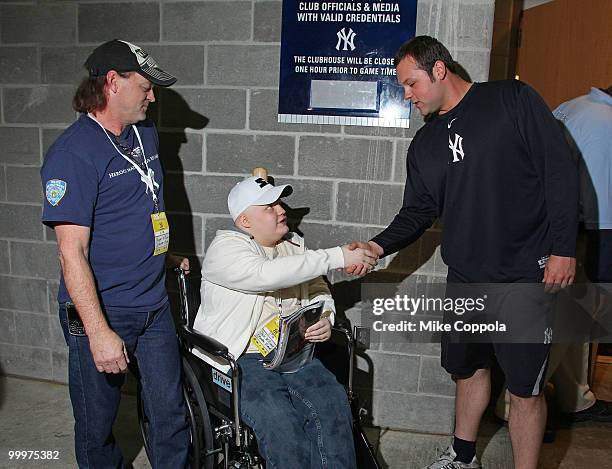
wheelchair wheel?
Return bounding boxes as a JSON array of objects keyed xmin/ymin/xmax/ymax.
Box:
[
  {"xmin": 137, "ymin": 359, "xmax": 216, "ymax": 469},
  {"xmin": 183, "ymin": 356, "xmax": 216, "ymax": 469}
]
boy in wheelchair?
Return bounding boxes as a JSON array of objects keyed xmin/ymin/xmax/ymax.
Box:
[{"xmin": 192, "ymin": 176, "xmax": 377, "ymax": 468}]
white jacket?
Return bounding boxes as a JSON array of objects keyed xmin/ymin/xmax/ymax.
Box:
[{"xmin": 192, "ymin": 230, "xmax": 345, "ymax": 369}]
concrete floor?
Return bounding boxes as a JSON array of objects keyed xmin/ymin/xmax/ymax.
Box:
[{"xmin": 0, "ymin": 365, "xmax": 610, "ymax": 469}]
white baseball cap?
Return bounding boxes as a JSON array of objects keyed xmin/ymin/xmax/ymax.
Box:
[{"xmin": 228, "ymin": 176, "xmax": 293, "ymax": 221}]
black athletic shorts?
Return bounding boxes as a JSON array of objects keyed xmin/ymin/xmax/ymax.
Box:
[{"xmin": 441, "ymin": 271, "xmax": 554, "ymax": 398}]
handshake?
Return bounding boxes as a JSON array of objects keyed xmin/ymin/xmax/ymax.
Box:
[{"xmin": 340, "ymin": 240, "xmax": 384, "ymax": 277}]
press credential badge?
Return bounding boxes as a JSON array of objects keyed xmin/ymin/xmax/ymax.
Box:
[
  {"xmin": 151, "ymin": 211, "xmax": 169, "ymax": 256},
  {"xmin": 251, "ymin": 315, "xmax": 280, "ymax": 356}
]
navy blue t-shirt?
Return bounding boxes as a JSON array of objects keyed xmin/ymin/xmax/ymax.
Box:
[{"xmin": 41, "ymin": 114, "xmax": 168, "ymax": 311}]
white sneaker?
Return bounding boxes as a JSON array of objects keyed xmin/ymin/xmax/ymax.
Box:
[{"xmin": 422, "ymin": 445, "xmax": 482, "ymax": 469}]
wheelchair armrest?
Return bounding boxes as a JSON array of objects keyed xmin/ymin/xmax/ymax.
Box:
[
  {"xmin": 179, "ymin": 325, "xmax": 229, "ymax": 356},
  {"xmin": 328, "ymin": 326, "xmax": 352, "ymax": 348}
]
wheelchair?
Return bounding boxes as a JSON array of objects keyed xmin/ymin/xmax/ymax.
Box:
[{"xmin": 138, "ymin": 268, "xmax": 381, "ymax": 469}]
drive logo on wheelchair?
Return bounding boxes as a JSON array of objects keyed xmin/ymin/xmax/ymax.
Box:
[{"xmin": 212, "ymin": 368, "xmax": 233, "ymax": 393}]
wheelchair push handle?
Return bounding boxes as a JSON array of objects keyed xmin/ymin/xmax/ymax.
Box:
[
  {"xmin": 174, "ymin": 267, "xmax": 190, "ymax": 327},
  {"xmin": 174, "ymin": 266, "xmax": 189, "ymax": 279}
]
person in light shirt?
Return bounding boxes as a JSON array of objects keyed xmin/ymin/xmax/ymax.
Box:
[{"xmin": 193, "ymin": 176, "xmax": 377, "ymax": 469}]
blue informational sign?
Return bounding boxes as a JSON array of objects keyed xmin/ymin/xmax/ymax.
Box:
[{"xmin": 278, "ymin": 0, "xmax": 418, "ymax": 128}]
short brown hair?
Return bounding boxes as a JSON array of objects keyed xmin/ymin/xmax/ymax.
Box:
[
  {"xmin": 72, "ymin": 71, "xmax": 131, "ymax": 113},
  {"xmin": 395, "ymin": 35, "xmax": 456, "ymax": 81}
]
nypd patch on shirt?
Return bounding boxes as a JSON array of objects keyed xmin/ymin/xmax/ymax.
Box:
[{"xmin": 46, "ymin": 179, "xmax": 67, "ymax": 206}]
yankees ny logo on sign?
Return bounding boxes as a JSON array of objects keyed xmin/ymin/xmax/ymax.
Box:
[
  {"xmin": 448, "ymin": 133, "xmax": 465, "ymax": 163},
  {"xmin": 336, "ymin": 28, "xmax": 356, "ymax": 51}
]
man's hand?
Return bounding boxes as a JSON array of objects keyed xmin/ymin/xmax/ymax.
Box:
[
  {"xmin": 305, "ymin": 318, "xmax": 332, "ymax": 342},
  {"xmin": 88, "ymin": 328, "xmax": 130, "ymax": 374},
  {"xmin": 543, "ymin": 255, "xmax": 576, "ymax": 293},
  {"xmin": 341, "ymin": 244, "xmax": 378, "ymax": 274},
  {"xmin": 167, "ymin": 254, "xmax": 190, "ymax": 274},
  {"xmin": 344, "ymin": 240, "xmax": 383, "ymax": 276}
]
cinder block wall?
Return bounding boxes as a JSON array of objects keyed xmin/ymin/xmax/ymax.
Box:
[{"xmin": 0, "ymin": 0, "xmax": 494, "ymax": 433}]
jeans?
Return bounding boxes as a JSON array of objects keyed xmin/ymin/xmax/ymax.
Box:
[
  {"xmin": 59, "ymin": 301, "xmax": 189, "ymax": 469},
  {"xmin": 237, "ymin": 354, "xmax": 356, "ymax": 469}
]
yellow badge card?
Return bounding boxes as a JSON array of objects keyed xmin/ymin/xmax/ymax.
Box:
[
  {"xmin": 250, "ymin": 315, "xmax": 280, "ymax": 357},
  {"xmin": 151, "ymin": 212, "xmax": 170, "ymax": 256}
]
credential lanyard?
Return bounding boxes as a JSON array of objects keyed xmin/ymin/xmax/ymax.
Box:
[
  {"xmin": 270, "ymin": 245, "xmax": 302, "ymax": 318},
  {"xmin": 88, "ymin": 114, "xmax": 160, "ymax": 212}
]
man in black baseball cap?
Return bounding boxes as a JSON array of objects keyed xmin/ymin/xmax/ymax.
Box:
[
  {"xmin": 85, "ymin": 39, "xmax": 177, "ymax": 87},
  {"xmin": 41, "ymin": 40, "xmax": 189, "ymax": 468}
]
